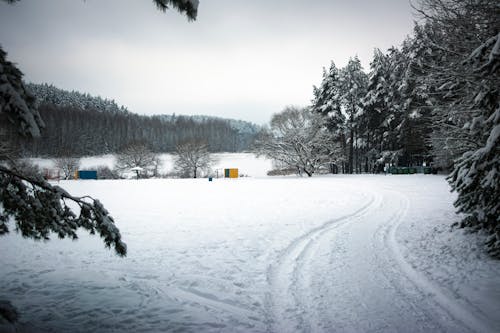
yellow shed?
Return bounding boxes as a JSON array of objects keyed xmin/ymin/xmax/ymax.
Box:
[{"xmin": 224, "ymin": 168, "xmax": 238, "ymax": 178}]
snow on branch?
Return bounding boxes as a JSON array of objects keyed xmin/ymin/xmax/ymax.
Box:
[
  {"xmin": 465, "ymin": 33, "xmax": 500, "ymax": 74},
  {"xmin": 0, "ymin": 165, "xmax": 127, "ymax": 256}
]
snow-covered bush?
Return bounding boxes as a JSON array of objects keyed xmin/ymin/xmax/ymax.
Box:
[{"xmin": 96, "ymin": 165, "xmax": 121, "ymax": 179}]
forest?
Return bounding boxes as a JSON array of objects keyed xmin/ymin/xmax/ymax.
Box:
[
  {"xmin": 256, "ymin": 1, "xmax": 498, "ymax": 180},
  {"xmin": 18, "ymin": 83, "xmax": 259, "ymax": 156}
]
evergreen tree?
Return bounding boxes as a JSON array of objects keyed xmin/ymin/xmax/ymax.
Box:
[
  {"xmin": 311, "ymin": 61, "xmax": 346, "ymax": 172},
  {"xmin": 338, "ymin": 57, "xmax": 368, "ymax": 173},
  {"xmin": 0, "ymin": 47, "xmax": 44, "ymax": 138},
  {"xmin": 415, "ymin": 0, "xmax": 500, "ymax": 256},
  {"xmin": 396, "ymin": 26, "xmax": 435, "ymax": 167},
  {"xmin": 312, "ymin": 61, "xmax": 344, "ymax": 134},
  {"xmin": 361, "ymin": 48, "xmax": 392, "ymax": 171}
]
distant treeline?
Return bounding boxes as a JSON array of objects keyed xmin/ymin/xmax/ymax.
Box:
[{"xmin": 20, "ymin": 83, "xmax": 259, "ymax": 157}]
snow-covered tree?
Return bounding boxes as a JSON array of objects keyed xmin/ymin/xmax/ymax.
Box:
[
  {"xmin": 447, "ymin": 33, "xmax": 500, "ymax": 256},
  {"xmin": 394, "ymin": 27, "xmax": 435, "ymax": 167},
  {"xmin": 312, "ymin": 61, "xmax": 345, "ymax": 136},
  {"xmin": 413, "ymin": 0, "xmax": 500, "ymax": 256},
  {"xmin": 0, "ymin": 47, "xmax": 44, "ymax": 138},
  {"xmin": 0, "ymin": 48, "xmax": 127, "ymax": 257},
  {"xmin": 0, "ymin": 121, "xmax": 18, "ymax": 161},
  {"xmin": 173, "ymin": 141, "xmax": 213, "ymax": 178},
  {"xmin": 0, "ymin": 161, "xmax": 127, "ymax": 255},
  {"xmin": 255, "ymin": 106, "xmax": 341, "ymax": 177},
  {"xmin": 26, "ymin": 83, "xmax": 129, "ymax": 115},
  {"xmin": 360, "ymin": 48, "xmax": 394, "ymax": 171},
  {"xmin": 338, "ymin": 57, "xmax": 368, "ymax": 173},
  {"xmin": 311, "ymin": 61, "xmax": 346, "ymax": 173}
]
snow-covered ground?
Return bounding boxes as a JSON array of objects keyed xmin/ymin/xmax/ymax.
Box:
[{"xmin": 1, "ymin": 173, "xmax": 499, "ymax": 332}]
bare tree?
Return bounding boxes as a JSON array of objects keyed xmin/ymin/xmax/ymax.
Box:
[
  {"xmin": 173, "ymin": 141, "xmax": 213, "ymax": 178},
  {"xmin": 254, "ymin": 106, "xmax": 342, "ymax": 177},
  {"xmin": 115, "ymin": 143, "xmax": 160, "ymax": 178},
  {"xmin": 54, "ymin": 157, "xmax": 80, "ymax": 180}
]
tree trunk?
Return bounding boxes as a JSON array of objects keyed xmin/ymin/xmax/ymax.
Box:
[{"xmin": 349, "ymin": 128, "xmax": 354, "ymax": 174}]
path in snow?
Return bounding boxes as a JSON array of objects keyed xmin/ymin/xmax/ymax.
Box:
[{"xmin": 265, "ymin": 183, "xmax": 498, "ymax": 333}]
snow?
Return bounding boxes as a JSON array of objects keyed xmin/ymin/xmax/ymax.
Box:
[{"xmin": 1, "ymin": 174, "xmax": 499, "ymax": 332}]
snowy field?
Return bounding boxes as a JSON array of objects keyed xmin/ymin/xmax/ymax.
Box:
[{"xmin": 1, "ymin": 170, "xmax": 500, "ymax": 332}]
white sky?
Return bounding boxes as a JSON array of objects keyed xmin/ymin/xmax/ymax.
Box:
[{"xmin": 0, "ymin": 0, "xmax": 416, "ymax": 124}]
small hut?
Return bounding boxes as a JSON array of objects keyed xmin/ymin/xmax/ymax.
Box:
[{"xmin": 224, "ymin": 168, "xmax": 238, "ymax": 178}]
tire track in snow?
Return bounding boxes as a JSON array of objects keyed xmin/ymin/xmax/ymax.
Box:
[
  {"xmin": 265, "ymin": 191, "xmax": 379, "ymax": 332},
  {"xmin": 381, "ymin": 190, "xmax": 496, "ymax": 333}
]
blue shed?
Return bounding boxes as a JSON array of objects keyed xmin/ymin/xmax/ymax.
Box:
[{"xmin": 78, "ymin": 170, "xmax": 97, "ymax": 180}]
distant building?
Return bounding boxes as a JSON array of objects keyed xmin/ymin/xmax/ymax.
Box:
[
  {"xmin": 224, "ymin": 168, "xmax": 238, "ymax": 178},
  {"xmin": 76, "ymin": 170, "xmax": 98, "ymax": 180}
]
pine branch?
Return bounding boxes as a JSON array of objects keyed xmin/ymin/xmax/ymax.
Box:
[{"xmin": 0, "ymin": 165, "xmax": 127, "ymax": 256}]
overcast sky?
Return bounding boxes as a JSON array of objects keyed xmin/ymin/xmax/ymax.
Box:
[{"xmin": 0, "ymin": 0, "xmax": 416, "ymax": 124}]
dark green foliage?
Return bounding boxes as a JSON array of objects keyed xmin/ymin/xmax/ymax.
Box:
[
  {"xmin": 338, "ymin": 57, "xmax": 369, "ymax": 174},
  {"xmin": 2, "ymin": 0, "xmax": 198, "ymax": 20},
  {"xmin": 447, "ymin": 32, "xmax": 500, "ymax": 257},
  {"xmin": 0, "ymin": 164, "xmax": 127, "ymax": 256},
  {"xmin": 153, "ymin": 0, "xmax": 198, "ymax": 20},
  {"xmin": 312, "ymin": 61, "xmax": 345, "ymax": 135},
  {"xmin": 1, "ymin": 46, "xmax": 127, "ymax": 257},
  {"xmin": 0, "ymin": 300, "xmax": 18, "ymax": 324},
  {"xmin": 0, "ymin": 46, "xmax": 44, "ymax": 137},
  {"xmin": 19, "ymin": 102, "xmax": 258, "ymax": 156}
]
